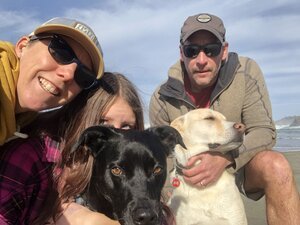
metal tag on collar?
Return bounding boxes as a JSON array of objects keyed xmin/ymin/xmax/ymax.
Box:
[{"xmin": 172, "ymin": 176, "xmax": 181, "ymax": 188}]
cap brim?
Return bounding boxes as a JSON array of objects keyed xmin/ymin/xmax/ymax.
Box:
[
  {"xmin": 34, "ymin": 25, "xmax": 104, "ymax": 79},
  {"xmin": 182, "ymin": 27, "xmax": 224, "ymax": 44}
]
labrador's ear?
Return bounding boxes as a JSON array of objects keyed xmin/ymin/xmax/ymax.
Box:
[
  {"xmin": 147, "ymin": 125, "xmax": 186, "ymax": 156},
  {"xmin": 71, "ymin": 125, "xmax": 121, "ymax": 158},
  {"xmin": 170, "ymin": 115, "xmax": 185, "ymax": 135}
]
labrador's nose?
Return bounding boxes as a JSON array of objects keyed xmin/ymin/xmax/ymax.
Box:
[{"xmin": 233, "ymin": 123, "xmax": 245, "ymax": 133}]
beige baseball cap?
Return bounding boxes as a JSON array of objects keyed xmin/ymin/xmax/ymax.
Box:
[
  {"xmin": 31, "ymin": 17, "xmax": 104, "ymax": 78},
  {"xmin": 180, "ymin": 13, "xmax": 226, "ymax": 44}
]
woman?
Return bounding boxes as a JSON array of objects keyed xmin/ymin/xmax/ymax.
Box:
[
  {"xmin": 0, "ymin": 17, "xmax": 104, "ymax": 145},
  {"xmin": 0, "ymin": 72, "xmax": 144, "ymax": 225}
]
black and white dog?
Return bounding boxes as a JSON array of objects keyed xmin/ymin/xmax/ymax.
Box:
[{"xmin": 72, "ymin": 125, "xmax": 183, "ymax": 225}]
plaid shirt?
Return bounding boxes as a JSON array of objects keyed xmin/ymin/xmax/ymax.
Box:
[{"xmin": 0, "ymin": 136, "xmax": 60, "ymax": 225}]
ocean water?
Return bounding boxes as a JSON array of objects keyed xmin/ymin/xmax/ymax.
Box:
[{"xmin": 274, "ymin": 128, "xmax": 300, "ymax": 152}]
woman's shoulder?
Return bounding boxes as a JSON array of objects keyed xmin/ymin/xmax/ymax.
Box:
[
  {"xmin": 0, "ymin": 137, "xmax": 43, "ymax": 164},
  {"xmin": 0, "ymin": 137, "xmax": 51, "ymax": 189}
]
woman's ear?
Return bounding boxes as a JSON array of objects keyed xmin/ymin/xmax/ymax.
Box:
[{"xmin": 15, "ymin": 36, "xmax": 30, "ymax": 58}]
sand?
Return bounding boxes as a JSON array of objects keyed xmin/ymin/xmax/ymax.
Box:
[{"xmin": 243, "ymin": 151, "xmax": 300, "ymax": 225}]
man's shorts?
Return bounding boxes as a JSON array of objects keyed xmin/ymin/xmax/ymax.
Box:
[{"xmin": 235, "ymin": 166, "xmax": 265, "ymax": 201}]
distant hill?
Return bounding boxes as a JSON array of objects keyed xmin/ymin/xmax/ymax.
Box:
[{"xmin": 275, "ymin": 116, "xmax": 300, "ymax": 128}]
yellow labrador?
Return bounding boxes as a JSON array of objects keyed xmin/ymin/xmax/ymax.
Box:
[{"xmin": 168, "ymin": 108, "xmax": 248, "ymax": 225}]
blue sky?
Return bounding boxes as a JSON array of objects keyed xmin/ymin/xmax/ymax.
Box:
[{"xmin": 1, "ymin": 0, "xmax": 300, "ymax": 123}]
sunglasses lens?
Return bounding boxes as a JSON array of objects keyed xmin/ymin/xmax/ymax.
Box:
[
  {"xmin": 74, "ymin": 65, "xmax": 98, "ymax": 89},
  {"xmin": 204, "ymin": 44, "xmax": 222, "ymax": 57},
  {"xmin": 184, "ymin": 45, "xmax": 200, "ymax": 58},
  {"xmin": 48, "ymin": 36, "xmax": 97, "ymax": 89},
  {"xmin": 48, "ymin": 38, "xmax": 75, "ymax": 64},
  {"xmin": 184, "ymin": 44, "xmax": 222, "ymax": 58}
]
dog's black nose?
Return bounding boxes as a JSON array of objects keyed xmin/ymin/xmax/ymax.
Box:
[{"xmin": 133, "ymin": 208, "xmax": 157, "ymax": 225}]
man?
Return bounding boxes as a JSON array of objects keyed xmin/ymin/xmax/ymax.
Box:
[
  {"xmin": 0, "ymin": 17, "xmax": 104, "ymax": 145},
  {"xmin": 149, "ymin": 13, "xmax": 300, "ymax": 224}
]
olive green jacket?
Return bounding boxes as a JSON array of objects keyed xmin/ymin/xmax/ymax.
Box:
[{"xmin": 149, "ymin": 52, "xmax": 276, "ymax": 172}]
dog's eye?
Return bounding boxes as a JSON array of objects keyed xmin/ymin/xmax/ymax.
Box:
[
  {"xmin": 111, "ymin": 167, "xmax": 123, "ymax": 176},
  {"xmin": 208, "ymin": 143, "xmax": 221, "ymax": 149},
  {"xmin": 153, "ymin": 166, "xmax": 162, "ymax": 175},
  {"xmin": 204, "ymin": 116, "xmax": 215, "ymax": 121}
]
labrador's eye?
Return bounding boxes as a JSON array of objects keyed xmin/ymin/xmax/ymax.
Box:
[
  {"xmin": 153, "ymin": 166, "xmax": 162, "ymax": 175},
  {"xmin": 111, "ymin": 167, "xmax": 123, "ymax": 176},
  {"xmin": 208, "ymin": 143, "xmax": 221, "ymax": 149},
  {"xmin": 204, "ymin": 116, "xmax": 215, "ymax": 121}
]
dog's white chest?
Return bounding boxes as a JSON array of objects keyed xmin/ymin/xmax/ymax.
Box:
[{"xmin": 168, "ymin": 171, "xmax": 247, "ymax": 225}]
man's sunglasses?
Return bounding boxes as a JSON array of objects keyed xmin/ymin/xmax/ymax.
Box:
[
  {"xmin": 182, "ymin": 43, "xmax": 222, "ymax": 58},
  {"xmin": 30, "ymin": 34, "xmax": 98, "ymax": 89}
]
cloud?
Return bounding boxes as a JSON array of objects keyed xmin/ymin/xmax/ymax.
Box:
[{"xmin": 0, "ymin": 11, "xmax": 40, "ymax": 41}]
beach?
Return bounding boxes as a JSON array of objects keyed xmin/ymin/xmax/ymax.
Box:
[{"xmin": 243, "ymin": 151, "xmax": 300, "ymax": 225}]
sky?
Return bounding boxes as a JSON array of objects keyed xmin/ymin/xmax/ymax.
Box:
[{"xmin": 1, "ymin": 0, "xmax": 300, "ymax": 123}]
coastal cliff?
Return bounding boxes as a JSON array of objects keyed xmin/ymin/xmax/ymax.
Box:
[{"xmin": 276, "ymin": 116, "xmax": 300, "ymax": 129}]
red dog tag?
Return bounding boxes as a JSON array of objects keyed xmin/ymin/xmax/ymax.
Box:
[{"xmin": 172, "ymin": 177, "xmax": 180, "ymax": 187}]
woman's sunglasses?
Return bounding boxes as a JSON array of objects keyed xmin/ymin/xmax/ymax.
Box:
[
  {"xmin": 182, "ymin": 43, "xmax": 222, "ymax": 58},
  {"xmin": 30, "ymin": 34, "xmax": 98, "ymax": 89}
]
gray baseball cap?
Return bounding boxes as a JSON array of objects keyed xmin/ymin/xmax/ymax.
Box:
[
  {"xmin": 180, "ymin": 13, "xmax": 226, "ymax": 44},
  {"xmin": 31, "ymin": 17, "xmax": 104, "ymax": 78}
]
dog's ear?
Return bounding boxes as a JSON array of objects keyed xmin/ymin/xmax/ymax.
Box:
[
  {"xmin": 71, "ymin": 125, "xmax": 120, "ymax": 158},
  {"xmin": 170, "ymin": 116, "xmax": 185, "ymax": 135},
  {"xmin": 148, "ymin": 125, "xmax": 186, "ymax": 155}
]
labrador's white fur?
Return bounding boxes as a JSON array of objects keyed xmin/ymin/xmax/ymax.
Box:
[{"xmin": 168, "ymin": 108, "xmax": 248, "ymax": 225}]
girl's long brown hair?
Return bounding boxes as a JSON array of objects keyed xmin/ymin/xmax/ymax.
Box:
[{"xmin": 28, "ymin": 72, "xmax": 144, "ymax": 224}]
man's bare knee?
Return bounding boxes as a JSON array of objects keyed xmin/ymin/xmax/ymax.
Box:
[{"xmin": 245, "ymin": 151, "xmax": 294, "ymax": 190}]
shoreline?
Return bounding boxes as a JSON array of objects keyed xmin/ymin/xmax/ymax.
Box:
[
  {"xmin": 244, "ymin": 150, "xmax": 300, "ymax": 225},
  {"xmin": 274, "ymin": 148, "xmax": 300, "ymax": 152}
]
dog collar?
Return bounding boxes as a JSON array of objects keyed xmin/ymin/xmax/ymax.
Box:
[
  {"xmin": 172, "ymin": 160, "xmax": 191, "ymax": 188},
  {"xmin": 175, "ymin": 165, "xmax": 184, "ymax": 176},
  {"xmin": 175, "ymin": 160, "xmax": 192, "ymax": 175}
]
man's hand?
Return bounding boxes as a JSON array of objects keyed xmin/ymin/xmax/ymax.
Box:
[{"xmin": 182, "ymin": 152, "xmax": 233, "ymax": 187}]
